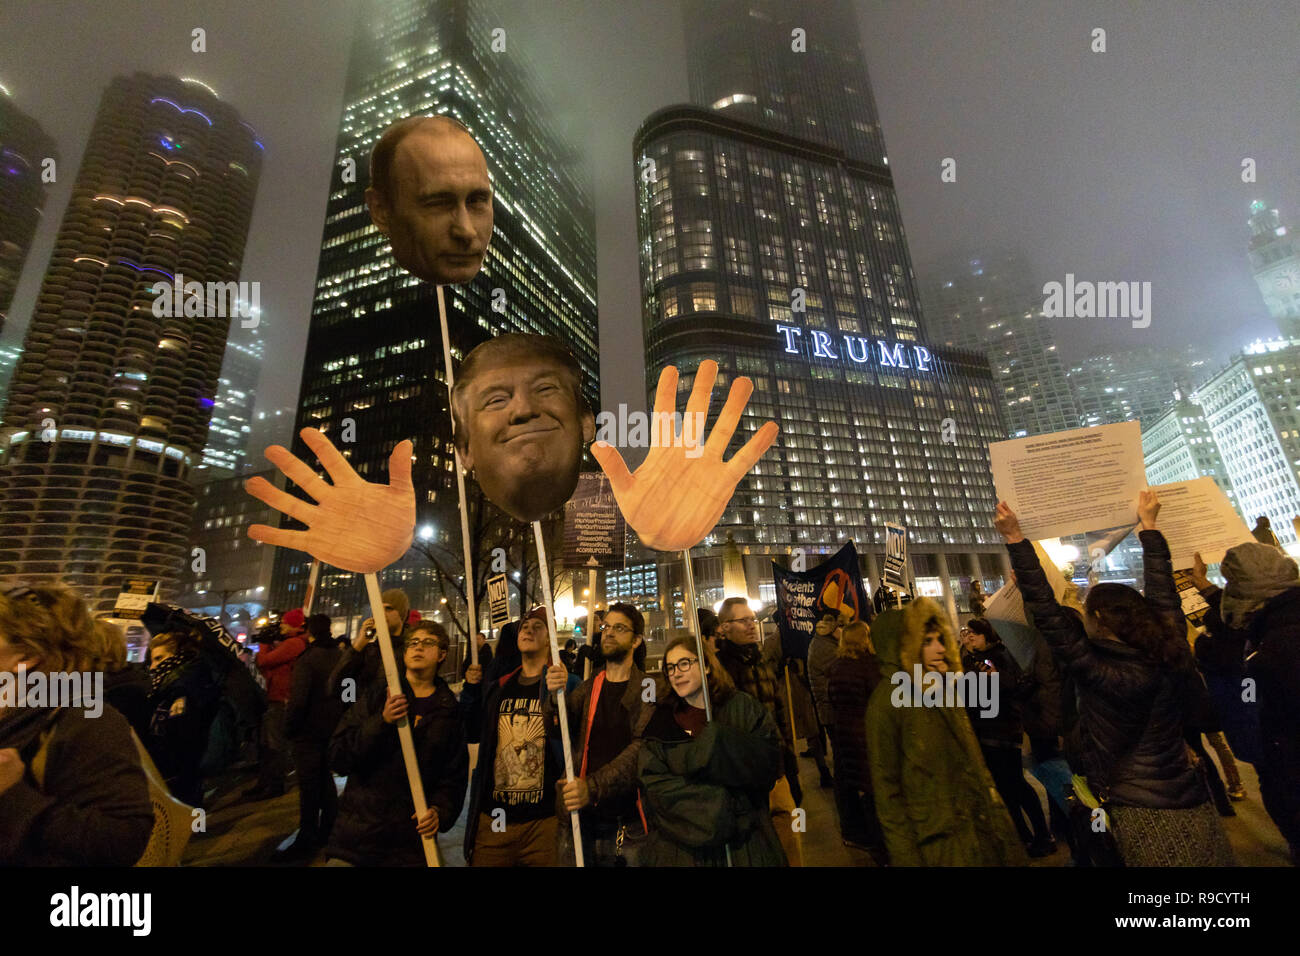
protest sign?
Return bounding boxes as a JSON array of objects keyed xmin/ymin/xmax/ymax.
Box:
[{"xmin": 990, "ymin": 421, "xmax": 1146, "ymax": 539}]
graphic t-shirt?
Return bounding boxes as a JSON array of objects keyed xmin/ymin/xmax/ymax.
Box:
[
  {"xmin": 583, "ymin": 679, "xmax": 635, "ymax": 824},
  {"xmin": 488, "ymin": 672, "xmax": 558, "ymax": 822}
]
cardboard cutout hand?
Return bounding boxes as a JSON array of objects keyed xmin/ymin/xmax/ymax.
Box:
[
  {"xmin": 245, "ymin": 427, "xmax": 416, "ymax": 573},
  {"xmin": 591, "ymin": 360, "xmax": 778, "ymax": 551}
]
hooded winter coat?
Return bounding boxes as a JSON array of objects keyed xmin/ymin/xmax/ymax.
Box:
[
  {"xmin": 865, "ymin": 600, "xmax": 1027, "ymax": 866},
  {"xmin": 326, "ymin": 674, "xmax": 468, "ymax": 866},
  {"xmin": 637, "ymin": 689, "xmax": 787, "ymax": 867},
  {"xmin": 1007, "ymin": 532, "xmax": 1205, "ymax": 810}
]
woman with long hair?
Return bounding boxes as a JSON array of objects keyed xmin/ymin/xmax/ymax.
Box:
[
  {"xmin": 637, "ymin": 635, "xmax": 786, "ymax": 866},
  {"xmin": 0, "ymin": 582, "xmax": 153, "ymax": 865},
  {"xmin": 994, "ymin": 491, "xmax": 1234, "ymax": 865}
]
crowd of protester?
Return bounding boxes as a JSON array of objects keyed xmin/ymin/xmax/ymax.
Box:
[{"xmin": 0, "ymin": 494, "xmax": 1298, "ymax": 867}]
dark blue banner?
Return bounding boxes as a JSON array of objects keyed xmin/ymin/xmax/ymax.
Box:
[{"xmin": 771, "ymin": 540, "xmax": 872, "ymax": 659}]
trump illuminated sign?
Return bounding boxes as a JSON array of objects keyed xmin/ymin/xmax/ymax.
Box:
[{"xmin": 775, "ymin": 325, "xmax": 934, "ymax": 372}]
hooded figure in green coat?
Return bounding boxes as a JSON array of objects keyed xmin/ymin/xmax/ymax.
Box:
[{"xmin": 865, "ymin": 599, "xmax": 1028, "ymax": 866}]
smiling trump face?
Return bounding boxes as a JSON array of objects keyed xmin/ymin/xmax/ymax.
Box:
[{"xmin": 452, "ymin": 334, "xmax": 595, "ymax": 522}]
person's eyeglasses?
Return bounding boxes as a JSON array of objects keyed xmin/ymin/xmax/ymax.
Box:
[
  {"xmin": 726, "ymin": 616, "xmax": 756, "ymax": 626},
  {"xmin": 663, "ymin": 657, "xmax": 698, "ymax": 675},
  {"xmin": 405, "ymin": 638, "xmax": 443, "ymax": 650},
  {"xmin": 959, "ymin": 627, "xmax": 972, "ymax": 636},
  {"xmin": 599, "ymin": 623, "xmax": 633, "ymax": 635}
]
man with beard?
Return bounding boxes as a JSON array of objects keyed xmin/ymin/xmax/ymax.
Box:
[
  {"xmin": 451, "ymin": 333, "xmax": 595, "ymax": 523},
  {"xmin": 543, "ymin": 602, "xmax": 661, "ymax": 866}
]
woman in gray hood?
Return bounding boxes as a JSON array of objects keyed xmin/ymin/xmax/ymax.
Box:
[{"xmin": 1199, "ymin": 542, "xmax": 1300, "ymax": 864}]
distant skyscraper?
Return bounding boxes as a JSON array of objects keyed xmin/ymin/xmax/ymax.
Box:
[
  {"xmin": 200, "ymin": 308, "xmax": 263, "ymax": 475},
  {"xmin": 1141, "ymin": 396, "xmax": 1235, "ymax": 502},
  {"xmin": 0, "ymin": 87, "xmax": 57, "ymax": 339},
  {"xmin": 0, "ymin": 74, "xmax": 263, "ymax": 611},
  {"xmin": 683, "ymin": 0, "xmax": 887, "ymax": 166},
  {"xmin": 1247, "ymin": 200, "xmax": 1300, "ymax": 338},
  {"xmin": 1192, "ymin": 339, "xmax": 1300, "ymax": 550},
  {"xmin": 634, "ymin": 2, "xmax": 1011, "ymax": 623},
  {"xmin": 271, "ymin": 0, "xmax": 599, "ymax": 617},
  {"xmin": 1068, "ymin": 344, "xmax": 1210, "ymax": 430},
  {"xmin": 921, "ymin": 253, "xmax": 1079, "ymax": 437}
]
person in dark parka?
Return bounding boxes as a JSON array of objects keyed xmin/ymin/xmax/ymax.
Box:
[
  {"xmin": 281, "ymin": 613, "xmax": 343, "ymax": 858},
  {"xmin": 995, "ymin": 493, "xmax": 1234, "ymax": 866},
  {"xmin": 1198, "ymin": 541, "xmax": 1300, "ymax": 863},
  {"xmin": 146, "ymin": 629, "xmax": 220, "ymax": 808},
  {"xmin": 326, "ymin": 621, "xmax": 468, "ymax": 866},
  {"xmin": 637, "ymin": 635, "xmax": 786, "ymax": 867},
  {"xmin": 826, "ymin": 620, "xmax": 886, "ymax": 862}
]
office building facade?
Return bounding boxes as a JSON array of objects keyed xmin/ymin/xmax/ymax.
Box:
[
  {"xmin": 635, "ymin": 105, "xmax": 1009, "ymax": 622},
  {"xmin": 0, "ymin": 73, "xmax": 263, "ymax": 611},
  {"xmin": 1141, "ymin": 396, "xmax": 1235, "ymax": 501},
  {"xmin": 921, "ymin": 252, "xmax": 1080, "ymax": 438},
  {"xmin": 1192, "ymin": 339, "xmax": 1300, "ymax": 549},
  {"xmin": 271, "ymin": 0, "xmax": 599, "ymax": 619}
]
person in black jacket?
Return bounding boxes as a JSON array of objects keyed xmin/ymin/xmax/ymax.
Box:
[
  {"xmin": 279, "ymin": 613, "xmax": 343, "ymax": 860},
  {"xmin": 146, "ymin": 627, "xmax": 220, "ymax": 808},
  {"xmin": 326, "ymin": 620, "xmax": 468, "ymax": 866},
  {"xmin": 328, "ymin": 588, "xmax": 411, "ymax": 707},
  {"xmin": 995, "ymin": 492, "xmax": 1234, "ymax": 866},
  {"xmin": 0, "ymin": 582, "xmax": 153, "ymax": 866},
  {"xmin": 1197, "ymin": 541, "xmax": 1300, "ymax": 863},
  {"xmin": 959, "ymin": 618, "xmax": 1054, "ymax": 857}
]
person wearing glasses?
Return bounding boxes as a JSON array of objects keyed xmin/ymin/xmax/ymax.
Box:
[
  {"xmin": 637, "ymin": 635, "xmax": 786, "ymax": 866},
  {"xmin": 0, "ymin": 582, "xmax": 153, "ymax": 865},
  {"xmin": 325, "ymin": 621, "xmax": 467, "ymax": 866},
  {"xmin": 543, "ymin": 601, "xmax": 662, "ymax": 865},
  {"xmin": 713, "ymin": 596, "xmax": 802, "ymax": 864}
]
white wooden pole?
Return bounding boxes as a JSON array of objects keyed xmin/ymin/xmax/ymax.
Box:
[
  {"xmin": 436, "ymin": 284, "xmax": 479, "ymax": 665},
  {"xmin": 532, "ymin": 520, "xmax": 584, "ymax": 867},
  {"xmin": 364, "ymin": 572, "xmax": 440, "ymax": 867}
]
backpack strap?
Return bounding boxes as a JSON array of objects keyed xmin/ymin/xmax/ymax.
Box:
[{"xmin": 578, "ymin": 671, "xmax": 605, "ymax": 779}]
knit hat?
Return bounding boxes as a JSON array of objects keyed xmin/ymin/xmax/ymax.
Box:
[
  {"xmin": 382, "ymin": 588, "xmax": 410, "ymax": 623},
  {"xmin": 282, "ymin": 608, "xmax": 306, "ymax": 630},
  {"xmin": 524, "ymin": 605, "xmax": 548, "ymax": 624},
  {"xmin": 1220, "ymin": 542, "xmax": 1300, "ymax": 629}
]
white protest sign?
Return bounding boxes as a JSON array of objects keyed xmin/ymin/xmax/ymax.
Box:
[
  {"xmin": 990, "ymin": 421, "xmax": 1146, "ymax": 540},
  {"xmin": 1147, "ymin": 477, "xmax": 1256, "ymax": 568}
]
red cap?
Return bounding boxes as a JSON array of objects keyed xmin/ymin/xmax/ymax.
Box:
[
  {"xmin": 524, "ymin": 606, "xmax": 548, "ymax": 624},
  {"xmin": 408, "ymin": 609, "xmax": 422, "ymax": 623},
  {"xmin": 282, "ymin": 608, "xmax": 306, "ymax": 629}
]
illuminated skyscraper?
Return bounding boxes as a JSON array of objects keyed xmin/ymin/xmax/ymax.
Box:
[
  {"xmin": 1247, "ymin": 199, "xmax": 1300, "ymax": 339},
  {"xmin": 272, "ymin": 0, "xmax": 598, "ymax": 618},
  {"xmin": 199, "ymin": 307, "xmax": 263, "ymax": 475},
  {"xmin": 635, "ymin": 2, "xmax": 1010, "ymax": 623},
  {"xmin": 0, "ymin": 73, "xmax": 263, "ymax": 611},
  {"xmin": 0, "ymin": 85, "xmax": 57, "ymax": 340},
  {"xmin": 922, "ymin": 253, "xmax": 1080, "ymax": 438}
]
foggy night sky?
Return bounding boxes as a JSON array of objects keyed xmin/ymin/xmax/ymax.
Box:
[{"xmin": 1, "ymin": 0, "xmax": 1297, "ymax": 455}]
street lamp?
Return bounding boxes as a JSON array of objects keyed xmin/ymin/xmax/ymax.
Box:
[{"xmin": 419, "ymin": 525, "xmax": 435, "ymax": 542}]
